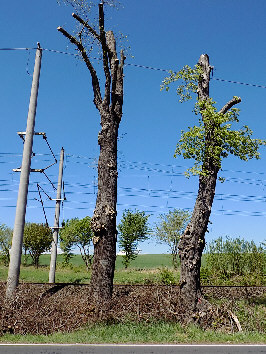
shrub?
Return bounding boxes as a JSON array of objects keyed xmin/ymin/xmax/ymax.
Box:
[
  {"xmin": 201, "ymin": 236, "xmax": 265, "ymax": 285},
  {"xmin": 0, "ymin": 224, "xmax": 12, "ymax": 266},
  {"xmin": 23, "ymin": 223, "xmax": 53, "ymax": 268}
]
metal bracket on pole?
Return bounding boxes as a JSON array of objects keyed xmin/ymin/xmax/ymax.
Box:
[
  {"xmin": 13, "ymin": 168, "xmax": 44, "ymax": 172},
  {"xmin": 17, "ymin": 131, "xmax": 47, "ymax": 143},
  {"xmin": 14, "ymin": 131, "xmax": 57, "ymax": 172}
]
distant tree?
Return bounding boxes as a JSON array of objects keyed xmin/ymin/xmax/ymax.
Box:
[
  {"xmin": 57, "ymin": 0, "xmax": 125, "ymax": 305},
  {"xmin": 155, "ymin": 209, "xmax": 191, "ymax": 269},
  {"xmin": 161, "ymin": 54, "xmax": 266, "ymax": 315},
  {"xmin": 0, "ymin": 224, "xmax": 12, "ymax": 266},
  {"xmin": 118, "ymin": 210, "xmax": 150, "ymax": 268},
  {"xmin": 23, "ymin": 223, "xmax": 53, "ymax": 268},
  {"xmin": 59, "ymin": 216, "xmax": 93, "ymax": 270}
]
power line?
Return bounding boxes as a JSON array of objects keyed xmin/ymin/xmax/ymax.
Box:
[
  {"xmin": 2, "ymin": 152, "xmax": 266, "ymax": 177},
  {"xmin": 125, "ymin": 62, "xmax": 169, "ymax": 73},
  {"xmin": 2, "ymin": 154, "xmax": 266, "ymax": 187},
  {"xmin": 212, "ymin": 77, "xmax": 266, "ymax": 89},
  {"xmin": 2, "ymin": 200, "xmax": 266, "ymax": 218},
  {"xmin": 0, "ymin": 47, "xmax": 37, "ymax": 51},
  {"xmin": 1, "ymin": 46, "xmax": 266, "ymax": 90}
]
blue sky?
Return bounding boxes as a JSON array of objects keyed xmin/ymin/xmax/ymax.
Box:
[{"xmin": 1, "ymin": 0, "xmax": 266, "ymax": 254}]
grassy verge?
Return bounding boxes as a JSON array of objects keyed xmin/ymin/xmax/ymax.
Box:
[{"xmin": 0, "ymin": 322, "xmax": 265, "ymax": 344}]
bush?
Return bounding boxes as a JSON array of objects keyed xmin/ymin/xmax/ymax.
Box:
[
  {"xmin": 201, "ymin": 236, "xmax": 265, "ymax": 286},
  {"xmin": 154, "ymin": 209, "xmax": 190, "ymax": 269},
  {"xmin": 59, "ymin": 216, "xmax": 93, "ymax": 270},
  {"xmin": 0, "ymin": 224, "xmax": 13, "ymax": 266},
  {"xmin": 158, "ymin": 267, "xmax": 177, "ymax": 285},
  {"xmin": 118, "ymin": 210, "xmax": 150, "ymax": 268},
  {"xmin": 23, "ymin": 223, "xmax": 53, "ymax": 268}
]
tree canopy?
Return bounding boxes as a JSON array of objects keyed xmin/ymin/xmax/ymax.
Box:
[
  {"xmin": 161, "ymin": 64, "xmax": 265, "ymax": 177},
  {"xmin": 60, "ymin": 216, "xmax": 93, "ymax": 270},
  {"xmin": 0, "ymin": 224, "xmax": 12, "ymax": 266},
  {"xmin": 23, "ymin": 223, "xmax": 53, "ymax": 268},
  {"xmin": 155, "ymin": 209, "xmax": 191, "ymax": 269},
  {"xmin": 118, "ymin": 209, "xmax": 150, "ymax": 268}
]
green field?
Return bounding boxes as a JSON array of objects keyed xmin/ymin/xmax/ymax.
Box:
[
  {"xmin": 0, "ymin": 253, "xmax": 264, "ymax": 285},
  {"xmin": 0, "ymin": 254, "xmax": 180, "ymax": 284}
]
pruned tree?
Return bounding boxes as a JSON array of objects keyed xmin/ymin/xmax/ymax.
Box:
[
  {"xmin": 60, "ymin": 216, "xmax": 93, "ymax": 270},
  {"xmin": 118, "ymin": 209, "xmax": 150, "ymax": 268},
  {"xmin": 23, "ymin": 223, "xmax": 53, "ymax": 268},
  {"xmin": 155, "ymin": 209, "xmax": 191, "ymax": 269},
  {"xmin": 57, "ymin": 2, "xmax": 125, "ymax": 304},
  {"xmin": 161, "ymin": 54, "xmax": 265, "ymax": 315}
]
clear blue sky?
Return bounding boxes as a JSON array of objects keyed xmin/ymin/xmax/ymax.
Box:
[{"xmin": 0, "ymin": 0, "xmax": 266, "ymax": 253}]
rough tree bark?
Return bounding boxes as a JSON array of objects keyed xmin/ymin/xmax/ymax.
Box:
[
  {"xmin": 58, "ymin": 3, "xmax": 125, "ymax": 305},
  {"xmin": 178, "ymin": 54, "xmax": 241, "ymax": 314}
]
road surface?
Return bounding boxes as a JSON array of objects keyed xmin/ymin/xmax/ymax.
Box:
[{"xmin": 0, "ymin": 344, "xmax": 265, "ymax": 354}]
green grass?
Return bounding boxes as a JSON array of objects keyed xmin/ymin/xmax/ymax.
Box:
[
  {"xmin": 116, "ymin": 254, "xmax": 175, "ymax": 269},
  {"xmin": 35, "ymin": 253, "xmax": 175, "ymax": 270},
  {"xmin": 0, "ymin": 254, "xmax": 264, "ymax": 344},
  {"xmin": 0, "ymin": 254, "xmax": 178, "ymax": 284},
  {"xmin": 0, "ymin": 322, "xmax": 264, "ymax": 344},
  {"xmin": 0, "ymin": 253, "xmax": 263, "ymax": 285}
]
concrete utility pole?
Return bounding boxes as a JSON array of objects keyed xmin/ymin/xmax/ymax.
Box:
[
  {"xmin": 49, "ymin": 147, "xmax": 64, "ymax": 283},
  {"xmin": 6, "ymin": 43, "xmax": 42, "ymax": 299}
]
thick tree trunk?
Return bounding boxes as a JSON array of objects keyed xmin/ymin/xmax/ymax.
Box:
[
  {"xmin": 89, "ymin": 36, "xmax": 124, "ymax": 307},
  {"xmin": 179, "ymin": 168, "xmax": 218, "ymax": 312},
  {"xmin": 90, "ymin": 112, "xmax": 119, "ymax": 304}
]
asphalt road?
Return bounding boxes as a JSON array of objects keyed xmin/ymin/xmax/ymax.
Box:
[{"xmin": 0, "ymin": 345, "xmax": 265, "ymax": 354}]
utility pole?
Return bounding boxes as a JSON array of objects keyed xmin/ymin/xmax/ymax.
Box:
[
  {"xmin": 6, "ymin": 43, "xmax": 42, "ymax": 299},
  {"xmin": 49, "ymin": 147, "xmax": 64, "ymax": 283}
]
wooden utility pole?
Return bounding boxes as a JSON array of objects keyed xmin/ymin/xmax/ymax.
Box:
[
  {"xmin": 49, "ymin": 147, "xmax": 64, "ymax": 283},
  {"xmin": 6, "ymin": 43, "xmax": 42, "ymax": 299}
]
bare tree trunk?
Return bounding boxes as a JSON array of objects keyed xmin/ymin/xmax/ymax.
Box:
[
  {"xmin": 58, "ymin": 4, "xmax": 125, "ymax": 308},
  {"xmin": 179, "ymin": 170, "xmax": 218, "ymax": 311},
  {"xmin": 90, "ymin": 114, "xmax": 118, "ymax": 302}
]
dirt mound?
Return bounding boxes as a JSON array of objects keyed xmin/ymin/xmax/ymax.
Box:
[{"xmin": 0, "ymin": 283, "xmax": 265, "ymax": 335}]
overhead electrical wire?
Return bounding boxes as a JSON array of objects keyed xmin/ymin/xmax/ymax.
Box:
[
  {"xmin": 1, "ymin": 46, "xmax": 266, "ymax": 90},
  {"xmin": 1, "ymin": 48, "xmax": 266, "ymax": 219}
]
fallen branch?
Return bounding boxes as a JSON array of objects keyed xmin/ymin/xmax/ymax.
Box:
[{"xmin": 228, "ymin": 310, "xmax": 242, "ymax": 332}]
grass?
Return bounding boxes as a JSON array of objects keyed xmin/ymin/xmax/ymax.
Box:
[
  {"xmin": 36, "ymin": 253, "xmax": 175, "ymax": 270},
  {"xmin": 0, "ymin": 254, "xmax": 179, "ymax": 284},
  {"xmin": 0, "ymin": 253, "xmax": 263, "ymax": 285},
  {"xmin": 0, "ymin": 254, "xmax": 265, "ymax": 344},
  {"xmin": 0, "ymin": 321, "xmax": 265, "ymax": 344}
]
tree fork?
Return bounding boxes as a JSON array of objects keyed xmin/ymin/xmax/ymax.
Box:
[{"xmin": 58, "ymin": 2, "xmax": 125, "ymax": 309}]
